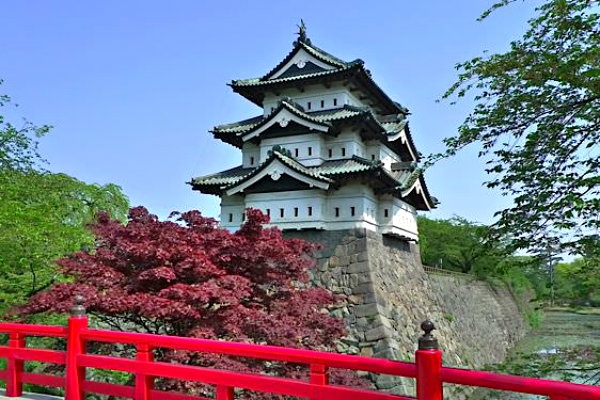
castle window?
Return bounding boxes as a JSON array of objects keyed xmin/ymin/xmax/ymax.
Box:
[
  {"xmin": 294, "ymin": 207, "xmax": 299, "ymax": 217},
  {"xmin": 320, "ymin": 100, "xmax": 325, "ymax": 108},
  {"xmin": 294, "ymin": 148, "xmax": 299, "ymax": 157},
  {"xmin": 228, "ymin": 213, "xmax": 233, "ymax": 223},
  {"xmin": 308, "ymin": 146, "xmax": 312, "ymax": 156},
  {"xmin": 241, "ymin": 213, "xmax": 245, "ymax": 222},
  {"xmin": 308, "ymin": 206, "xmax": 313, "ymax": 216},
  {"xmin": 350, "ymin": 206, "xmax": 356, "ymax": 216},
  {"xmin": 371, "ymin": 154, "xmax": 376, "ymax": 161},
  {"xmin": 307, "ymin": 101, "xmax": 312, "ymax": 110},
  {"xmin": 280, "ymin": 208, "xmax": 285, "ymax": 218},
  {"xmin": 266, "ymin": 209, "xmax": 271, "ymax": 217},
  {"xmin": 384, "ymin": 209, "xmax": 389, "ymax": 218},
  {"xmin": 333, "ymin": 98, "xmax": 338, "ymax": 106},
  {"xmin": 342, "ymin": 147, "xmax": 346, "ymax": 157},
  {"xmin": 250, "ymin": 156, "xmax": 255, "ymax": 165},
  {"xmin": 335, "ymin": 207, "xmax": 340, "ymax": 217},
  {"xmin": 328, "ymin": 149, "xmax": 333, "ymax": 158}
]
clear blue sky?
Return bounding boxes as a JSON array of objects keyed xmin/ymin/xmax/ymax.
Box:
[{"xmin": 1, "ymin": 1, "xmax": 540, "ymax": 223}]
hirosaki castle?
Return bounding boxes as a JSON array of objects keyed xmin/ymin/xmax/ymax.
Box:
[{"xmin": 191, "ymin": 25, "xmax": 437, "ymax": 241}]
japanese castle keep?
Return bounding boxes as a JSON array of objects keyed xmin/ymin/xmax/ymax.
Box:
[
  {"xmin": 191, "ymin": 25, "xmax": 437, "ymax": 240},
  {"xmin": 190, "ymin": 26, "xmax": 528, "ymax": 396}
]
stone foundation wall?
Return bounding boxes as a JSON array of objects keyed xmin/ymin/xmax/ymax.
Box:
[{"xmin": 284, "ymin": 228, "xmax": 528, "ymax": 397}]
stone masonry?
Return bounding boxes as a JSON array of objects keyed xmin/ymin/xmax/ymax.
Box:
[{"xmin": 284, "ymin": 228, "xmax": 528, "ymax": 397}]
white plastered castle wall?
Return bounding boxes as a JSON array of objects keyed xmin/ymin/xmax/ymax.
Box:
[
  {"xmin": 219, "ymin": 180, "xmax": 419, "ymax": 239},
  {"xmin": 262, "ymin": 83, "xmax": 364, "ymax": 116}
]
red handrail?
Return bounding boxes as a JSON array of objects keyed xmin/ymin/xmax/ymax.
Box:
[{"xmin": 0, "ymin": 306, "xmax": 598, "ymax": 400}]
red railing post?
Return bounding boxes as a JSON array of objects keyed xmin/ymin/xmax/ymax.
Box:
[
  {"xmin": 5, "ymin": 332, "xmax": 25, "ymax": 397},
  {"xmin": 216, "ymin": 385, "xmax": 234, "ymax": 400},
  {"xmin": 309, "ymin": 363, "xmax": 329, "ymax": 400},
  {"xmin": 135, "ymin": 343, "xmax": 154, "ymax": 400},
  {"xmin": 65, "ymin": 296, "xmax": 88, "ymax": 400},
  {"xmin": 416, "ymin": 320, "xmax": 443, "ymax": 400}
]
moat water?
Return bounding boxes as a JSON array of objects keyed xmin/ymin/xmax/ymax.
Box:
[{"xmin": 474, "ymin": 310, "xmax": 600, "ymax": 399}]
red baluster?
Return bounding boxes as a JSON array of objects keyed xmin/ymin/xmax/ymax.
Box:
[
  {"xmin": 216, "ymin": 385, "xmax": 234, "ymax": 400},
  {"xmin": 416, "ymin": 320, "xmax": 443, "ymax": 400},
  {"xmin": 65, "ymin": 296, "xmax": 88, "ymax": 400},
  {"xmin": 310, "ymin": 363, "xmax": 329, "ymax": 400},
  {"xmin": 5, "ymin": 332, "xmax": 25, "ymax": 397},
  {"xmin": 135, "ymin": 343, "xmax": 154, "ymax": 400}
]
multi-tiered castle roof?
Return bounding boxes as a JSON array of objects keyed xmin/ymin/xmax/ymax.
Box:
[{"xmin": 191, "ymin": 25, "xmax": 436, "ymax": 240}]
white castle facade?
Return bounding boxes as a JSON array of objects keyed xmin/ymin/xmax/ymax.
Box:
[{"xmin": 191, "ymin": 27, "xmax": 436, "ymax": 241}]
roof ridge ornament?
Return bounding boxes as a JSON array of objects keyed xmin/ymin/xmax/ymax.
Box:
[{"xmin": 293, "ymin": 19, "xmax": 311, "ymax": 46}]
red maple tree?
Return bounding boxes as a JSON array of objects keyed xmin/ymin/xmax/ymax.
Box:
[{"xmin": 18, "ymin": 206, "xmax": 366, "ymax": 396}]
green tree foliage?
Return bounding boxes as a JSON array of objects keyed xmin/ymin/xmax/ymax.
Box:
[
  {"xmin": 556, "ymin": 257, "xmax": 600, "ymax": 305},
  {"xmin": 0, "ymin": 81, "xmax": 129, "ymax": 313},
  {"xmin": 0, "ymin": 81, "xmax": 50, "ymax": 172},
  {"xmin": 439, "ymin": 0, "xmax": 600, "ymax": 254},
  {"xmin": 418, "ymin": 216, "xmax": 506, "ymax": 274}
]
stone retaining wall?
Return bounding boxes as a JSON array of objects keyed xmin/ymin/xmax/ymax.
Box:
[{"xmin": 284, "ymin": 228, "xmax": 528, "ymax": 397}]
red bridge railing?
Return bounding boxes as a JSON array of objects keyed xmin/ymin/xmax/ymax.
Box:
[{"xmin": 0, "ymin": 298, "xmax": 599, "ymax": 400}]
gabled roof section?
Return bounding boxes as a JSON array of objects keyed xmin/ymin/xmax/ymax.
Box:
[
  {"xmin": 190, "ymin": 152, "xmax": 436, "ymax": 210},
  {"xmin": 387, "ymin": 168, "xmax": 438, "ymax": 211},
  {"xmin": 240, "ymin": 98, "xmax": 332, "ymax": 142},
  {"xmin": 211, "ymin": 103, "xmax": 420, "ymax": 162},
  {"xmin": 228, "ymin": 27, "xmax": 407, "ymax": 115},
  {"xmin": 261, "ymin": 33, "xmax": 358, "ymax": 81},
  {"xmin": 225, "ymin": 150, "xmax": 333, "ymax": 196},
  {"xmin": 381, "ymin": 119, "xmax": 420, "ymax": 162},
  {"xmin": 212, "ymin": 103, "xmax": 367, "ymax": 148}
]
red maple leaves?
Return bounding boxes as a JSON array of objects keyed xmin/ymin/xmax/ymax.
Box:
[
  {"xmin": 16, "ymin": 207, "xmax": 368, "ymax": 396},
  {"xmin": 20, "ymin": 207, "xmax": 345, "ymax": 346}
]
